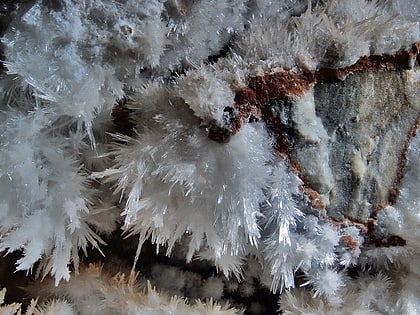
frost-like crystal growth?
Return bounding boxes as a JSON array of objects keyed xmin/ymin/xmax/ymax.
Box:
[
  {"xmin": 237, "ymin": 0, "xmax": 419, "ymax": 70},
  {"xmin": 174, "ymin": 66, "xmax": 235, "ymax": 125},
  {"xmin": 95, "ymin": 84, "xmax": 278, "ymax": 275},
  {"xmin": 0, "ymin": 0, "xmax": 419, "ymax": 313},
  {"xmin": 0, "ymin": 108, "xmax": 102, "ymax": 283}
]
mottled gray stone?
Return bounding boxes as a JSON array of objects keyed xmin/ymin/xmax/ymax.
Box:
[{"xmin": 276, "ymin": 69, "xmax": 419, "ymax": 223}]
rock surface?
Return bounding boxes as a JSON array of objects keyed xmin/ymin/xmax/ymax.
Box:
[
  {"xmin": 283, "ymin": 69, "xmax": 420, "ymax": 223},
  {"xmin": 0, "ymin": 1, "xmax": 419, "ymax": 314}
]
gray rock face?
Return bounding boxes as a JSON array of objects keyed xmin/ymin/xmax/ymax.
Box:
[{"xmin": 276, "ymin": 69, "xmax": 419, "ymax": 223}]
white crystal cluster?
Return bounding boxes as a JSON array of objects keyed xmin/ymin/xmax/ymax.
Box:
[
  {"xmin": 280, "ymin": 132, "xmax": 420, "ymax": 314},
  {"xmin": 0, "ymin": 0, "xmax": 419, "ymax": 314}
]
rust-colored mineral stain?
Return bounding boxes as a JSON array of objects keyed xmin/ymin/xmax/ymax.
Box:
[
  {"xmin": 234, "ymin": 42, "xmax": 420, "ymax": 107},
  {"xmin": 248, "ymin": 71, "xmax": 316, "ymax": 105},
  {"xmin": 316, "ymin": 42, "xmax": 420, "ymax": 82},
  {"xmin": 234, "ymin": 87, "xmax": 257, "ymax": 106},
  {"xmin": 340, "ymin": 235, "xmax": 359, "ymax": 249},
  {"xmin": 389, "ymin": 115, "xmax": 420, "ymax": 204},
  {"xmin": 302, "ymin": 187, "xmax": 325, "ymax": 210}
]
